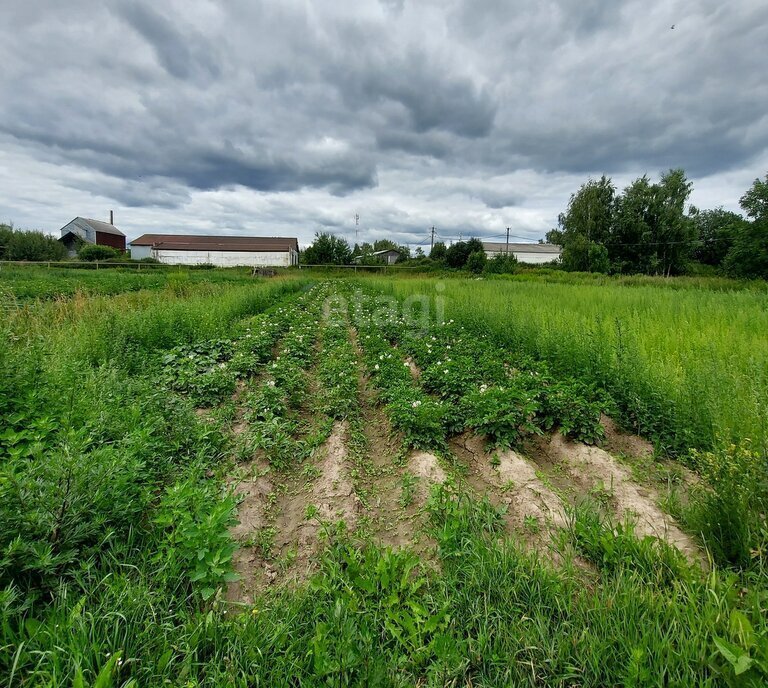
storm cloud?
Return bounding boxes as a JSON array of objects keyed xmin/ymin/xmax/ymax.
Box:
[{"xmin": 0, "ymin": 0, "xmax": 766, "ymax": 246}]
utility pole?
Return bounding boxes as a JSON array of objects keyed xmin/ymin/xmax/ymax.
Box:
[
  {"xmin": 506, "ymin": 227, "xmax": 510, "ymax": 256},
  {"xmin": 355, "ymin": 213, "xmax": 359, "ymax": 244},
  {"xmin": 459, "ymin": 232, "xmax": 463, "ymax": 242},
  {"xmin": 430, "ymin": 226, "xmax": 435, "ymax": 251}
]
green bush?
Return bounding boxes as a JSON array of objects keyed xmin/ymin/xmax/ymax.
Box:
[
  {"xmin": 1, "ymin": 225, "xmax": 67, "ymax": 261},
  {"xmin": 78, "ymin": 244, "xmax": 121, "ymax": 261},
  {"xmin": 484, "ymin": 253, "xmax": 518, "ymax": 274},
  {"xmin": 465, "ymin": 250, "xmax": 487, "ymax": 274}
]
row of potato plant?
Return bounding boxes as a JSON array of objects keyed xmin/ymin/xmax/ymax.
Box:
[
  {"xmin": 158, "ymin": 293, "xmax": 303, "ymax": 406},
  {"xmin": 353, "ymin": 292, "xmax": 605, "ymax": 450},
  {"xmin": 240, "ymin": 284, "xmax": 330, "ymax": 468},
  {"xmin": 317, "ymin": 287, "xmax": 359, "ymax": 419}
]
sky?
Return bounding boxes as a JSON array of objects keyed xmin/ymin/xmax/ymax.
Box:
[{"xmin": 1, "ymin": 0, "xmax": 766, "ymax": 250}]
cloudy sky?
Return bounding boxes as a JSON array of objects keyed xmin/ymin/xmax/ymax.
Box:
[{"xmin": 1, "ymin": 0, "xmax": 766, "ymax": 249}]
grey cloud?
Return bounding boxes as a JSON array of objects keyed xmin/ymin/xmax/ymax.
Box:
[
  {"xmin": 0, "ymin": 0, "xmax": 765, "ymax": 242},
  {"xmin": 116, "ymin": 1, "xmax": 221, "ymax": 80}
]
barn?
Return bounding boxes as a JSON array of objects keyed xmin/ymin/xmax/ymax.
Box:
[
  {"xmin": 483, "ymin": 242, "xmax": 561, "ymax": 264},
  {"xmin": 59, "ymin": 216, "xmax": 126, "ymax": 256},
  {"xmin": 128, "ymin": 234, "xmax": 300, "ymax": 267}
]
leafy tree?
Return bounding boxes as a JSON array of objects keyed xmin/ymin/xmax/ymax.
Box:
[
  {"xmin": 561, "ymin": 235, "xmax": 610, "ymax": 273},
  {"xmin": 690, "ymin": 208, "xmax": 748, "ymax": 266},
  {"xmin": 301, "ymin": 232, "xmax": 352, "ymax": 265},
  {"xmin": 0, "ymin": 224, "xmax": 12, "ymax": 259},
  {"xmin": 3, "ymin": 226, "xmax": 67, "ymax": 261},
  {"xmin": 445, "ymin": 238, "xmax": 485, "ymax": 268},
  {"xmin": 723, "ymin": 173, "xmax": 768, "ymax": 279},
  {"xmin": 429, "ymin": 241, "xmax": 447, "ymax": 261},
  {"xmin": 78, "ymin": 244, "xmax": 121, "ymax": 261},
  {"xmin": 466, "ymin": 250, "xmax": 487, "ymax": 274},
  {"xmin": 553, "ymin": 176, "xmax": 616, "ymax": 273},
  {"xmin": 739, "ymin": 173, "xmax": 768, "ymax": 220},
  {"xmin": 611, "ymin": 169, "xmax": 694, "ymax": 275},
  {"xmin": 558, "ymin": 176, "xmax": 616, "ymax": 245}
]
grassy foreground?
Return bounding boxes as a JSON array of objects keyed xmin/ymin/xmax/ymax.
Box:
[{"xmin": 1, "ymin": 271, "xmax": 767, "ymax": 686}]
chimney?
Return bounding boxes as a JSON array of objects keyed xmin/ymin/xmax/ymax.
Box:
[{"xmin": 110, "ymin": 210, "xmax": 114, "ymax": 225}]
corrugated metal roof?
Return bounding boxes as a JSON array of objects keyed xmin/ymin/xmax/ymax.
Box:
[
  {"xmin": 483, "ymin": 242, "xmax": 561, "ymax": 253},
  {"xmin": 63, "ymin": 217, "xmax": 125, "ymax": 236},
  {"xmin": 372, "ymin": 249, "xmax": 401, "ymax": 255},
  {"xmin": 129, "ymin": 234, "xmax": 299, "ymax": 252}
]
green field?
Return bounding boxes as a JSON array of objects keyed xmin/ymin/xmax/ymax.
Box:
[{"xmin": 1, "ymin": 269, "xmax": 767, "ymax": 686}]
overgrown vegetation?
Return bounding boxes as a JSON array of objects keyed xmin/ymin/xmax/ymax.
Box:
[
  {"xmin": 2, "ymin": 271, "xmax": 767, "ymax": 686},
  {"xmin": 0, "ymin": 223, "xmax": 67, "ymax": 261}
]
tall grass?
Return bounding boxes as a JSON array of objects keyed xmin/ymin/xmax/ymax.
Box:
[
  {"xmin": 4, "ymin": 276, "xmax": 309, "ymax": 370},
  {"xmin": 363, "ymin": 275, "xmax": 768, "ymax": 455},
  {"xmin": 0, "ymin": 264, "xmax": 267, "ymax": 301}
]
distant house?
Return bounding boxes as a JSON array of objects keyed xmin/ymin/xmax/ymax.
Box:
[
  {"xmin": 59, "ymin": 216, "xmax": 126, "ymax": 256},
  {"xmin": 483, "ymin": 242, "xmax": 561, "ymax": 264},
  {"xmin": 352, "ymin": 248, "xmax": 401, "ymax": 265},
  {"xmin": 128, "ymin": 234, "xmax": 299, "ymax": 267}
]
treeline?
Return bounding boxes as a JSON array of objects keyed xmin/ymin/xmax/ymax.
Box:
[
  {"xmin": 301, "ymin": 232, "xmax": 518, "ymax": 274},
  {"xmin": 547, "ymin": 171, "xmax": 768, "ymax": 279},
  {"xmin": 0, "ymin": 223, "xmax": 67, "ymax": 261}
]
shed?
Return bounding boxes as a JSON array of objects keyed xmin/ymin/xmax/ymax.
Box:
[
  {"xmin": 371, "ymin": 249, "xmax": 401, "ymax": 265},
  {"xmin": 59, "ymin": 217, "xmax": 126, "ymax": 256},
  {"xmin": 483, "ymin": 242, "xmax": 561, "ymax": 264},
  {"xmin": 128, "ymin": 234, "xmax": 300, "ymax": 267}
]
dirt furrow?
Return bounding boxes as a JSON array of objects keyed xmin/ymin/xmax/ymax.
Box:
[
  {"xmin": 270, "ymin": 419, "xmax": 360, "ymax": 585},
  {"xmin": 226, "ymin": 457, "xmax": 276, "ymax": 603},
  {"xmin": 537, "ymin": 432, "xmax": 703, "ymax": 562},
  {"xmin": 451, "ymin": 433, "xmax": 568, "ymax": 545}
]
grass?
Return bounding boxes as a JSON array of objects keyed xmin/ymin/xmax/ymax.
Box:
[
  {"xmin": 2, "ymin": 269, "xmax": 768, "ymax": 686},
  {"xmin": 0, "ymin": 264, "xmax": 271, "ymax": 301}
]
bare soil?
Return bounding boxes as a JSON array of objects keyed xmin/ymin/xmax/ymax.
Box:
[
  {"xmin": 451, "ymin": 433, "xmax": 568, "ymax": 548},
  {"xmin": 600, "ymin": 414, "xmax": 654, "ymax": 459},
  {"xmin": 535, "ymin": 432, "xmax": 704, "ymax": 563}
]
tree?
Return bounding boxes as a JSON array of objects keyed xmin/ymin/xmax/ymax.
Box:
[
  {"xmin": 611, "ymin": 169, "xmax": 694, "ymax": 275},
  {"xmin": 723, "ymin": 173, "xmax": 768, "ymax": 279},
  {"xmin": 739, "ymin": 173, "xmax": 768, "ymax": 221},
  {"xmin": 301, "ymin": 232, "xmax": 352, "ymax": 265},
  {"xmin": 3, "ymin": 226, "xmax": 67, "ymax": 261},
  {"xmin": 558, "ymin": 176, "xmax": 616, "ymax": 245},
  {"xmin": 690, "ymin": 208, "xmax": 748, "ymax": 266},
  {"xmin": 484, "ymin": 253, "xmax": 518, "ymax": 274},
  {"xmin": 0, "ymin": 224, "xmax": 12, "ymax": 259},
  {"xmin": 445, "ymin": 238, "xmax": 485, "ymax": 269},
  {"xmin": 429, "ymin": 241, "xmax": 447, "ymax": 261},
  {"xmin": 553, "ymin": 176, "xmax": 616, "ymax": 273},
  {"xmin": 561, "ymin": 234, "xmax": 609, "ymax": 273}
]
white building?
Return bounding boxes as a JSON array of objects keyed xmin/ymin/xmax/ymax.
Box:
[
  {"xmin": 483, "ymin": 242, "xmax": 561, "ymax": 264},
  {"xmin": 129, "ymin": 235, "xmax": 299, "ymax": 267}
]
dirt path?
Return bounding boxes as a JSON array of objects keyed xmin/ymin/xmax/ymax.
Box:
[
  {"xmin": 269, "ymin": 420, "xmax": 360, "ymax": 585},
  {"xmin": 226, "ymin": 457, "xmax": 276, "ymax": 602}
]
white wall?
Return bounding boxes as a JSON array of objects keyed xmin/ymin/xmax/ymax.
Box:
[
  {"xmin": 129, "ymin": 245, "xmax": 153, "ymax": 260},
  {"xmin": 485, "ymin": 249, "xmax": 560, "ymax": 264},
  {"xmin": 151, "ymin": 249, "xmax": 293, "ymax": 267}
]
